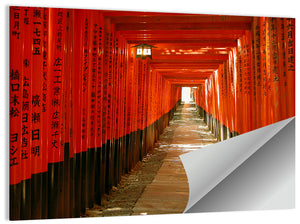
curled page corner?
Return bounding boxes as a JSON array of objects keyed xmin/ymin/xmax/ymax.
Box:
[{"xmin": 180, "ymin": 117, "xmax": 295, "ymax": 213}]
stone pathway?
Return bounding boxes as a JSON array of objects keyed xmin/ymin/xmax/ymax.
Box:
[{"xmin": 85, "ymin": 102, "xmax": 217, "ymax": 217}]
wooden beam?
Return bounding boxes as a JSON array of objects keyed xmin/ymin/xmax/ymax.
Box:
[
  {"xmin": 167, "ymin": 80, "xmax": 207, "ymax": 84},
  {"xmin": 152, "ymin": 54, "xmax": 229, "ymax": 61},
  {"xmin": 102, "ymin": 11, "xmax": 199, "ymax": 17},
  {"xmin": 121, "ymin": 29, "xmax": 246, "ymax": 35},
  {"xmin": 127, "ymin": 39, "xmax": 238, "ymax": 45},
  {"xmin": 110, "ymin": 15, "xmax": 253, "ymax": 24},
  {"xmin": 150, "ymin": 63, "xmax": 220, "ymax": 69},
  {"xmin": 122, "ymin": 33, "xmax": 244, "ymax": 42},
  {"xmin": 115, "ymin": 22, "xmax": 251, "ymax": 31},
  {"xmin": 150, "ymin": 59, "xmax": 227, "ymax": 64}
]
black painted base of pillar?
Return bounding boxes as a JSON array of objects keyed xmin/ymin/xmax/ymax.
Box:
[
  {"xmin": 10, "ymin": 183, "xmax": 21, "ymax": 220},
  {"xmin": 9, "ymin": 102, "xmax": 180, "ymax": 220}
]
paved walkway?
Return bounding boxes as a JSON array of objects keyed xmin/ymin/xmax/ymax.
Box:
[
  {"xmin": 132, "ymin": 103, "xmax": 217, "ymax": 215},
  {"xmin": 85, "ymin": 102, "xmax": 217, "ymax": 217}
]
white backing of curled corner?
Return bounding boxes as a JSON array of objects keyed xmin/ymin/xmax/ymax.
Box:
[{"xmin": 180, "ymin": 117, "xmax": 295, "ymax": 213}]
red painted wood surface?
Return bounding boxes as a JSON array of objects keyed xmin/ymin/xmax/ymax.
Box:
[
  {"xmin": 21, "ymin": 7, "xmax": 32, "ymax": 180},
  {"xmin": 10, "ymin": 6, "xmax": 23, "ymax": 185}
]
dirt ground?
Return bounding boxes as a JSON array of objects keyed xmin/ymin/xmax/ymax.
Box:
[{"xmin": 84, "ymin": 142, "xmax": 168, "ymax": 217}]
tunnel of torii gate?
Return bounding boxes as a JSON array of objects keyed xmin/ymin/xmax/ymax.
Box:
[{"xmin": 9, "ymin": 6, "xmax": 295, "ymax": 220}]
